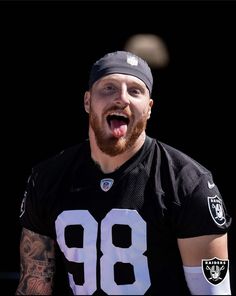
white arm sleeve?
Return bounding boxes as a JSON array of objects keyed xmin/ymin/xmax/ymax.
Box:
[{"xmin": 183, "ymin": 266, "xmax": 231, "ymax": 295}]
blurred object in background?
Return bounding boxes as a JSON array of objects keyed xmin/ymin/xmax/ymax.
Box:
[{"xmin": 124, "ymin": 34, "xmax": 169, "ymax": 68}]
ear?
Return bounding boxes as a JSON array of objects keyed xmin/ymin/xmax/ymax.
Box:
[
  {"xmin": 84, "ymin": 91, "xmax": 90, "ymax": 113},
  {"xmin": 147, "ymin": 99, "xmax": 154, "ymax": 119}
]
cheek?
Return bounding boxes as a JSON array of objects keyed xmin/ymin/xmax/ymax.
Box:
[
  {"xmin": 90, "ymin": 99, "xmax": 101, "ymax": 112},
  {"xmin": 137, "ymin": 103, "xmax": 150, "ymax": 117},
  {"xmin": 90, "ymin": 101, "xmax": 107, "ymax": 119}
]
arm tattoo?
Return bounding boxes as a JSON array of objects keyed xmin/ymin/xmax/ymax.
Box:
[{"xmin": 16, "ymin": 228, "xmax": 55, "ymax": 295}]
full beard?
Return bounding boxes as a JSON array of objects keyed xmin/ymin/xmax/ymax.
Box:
[{"xmin": 89, "ymin": 108, "xmax": 148, "ymax": 157}]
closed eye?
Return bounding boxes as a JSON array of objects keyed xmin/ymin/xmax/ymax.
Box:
[
  {"xmin": 128, "ymin": 87, "xmax": 143, "ymax": 96},
  {"xmin": 129, "ymin": 88, "xmax": 142, "ymax": 95},
  {"xmin": 101, "ymin": 84, "xmax": 117, "ymax": 95}
]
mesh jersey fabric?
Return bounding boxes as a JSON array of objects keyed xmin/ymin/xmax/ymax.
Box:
[{"xmin": 19, "ymin": 136, "xmax": 231, "ymax": 295}]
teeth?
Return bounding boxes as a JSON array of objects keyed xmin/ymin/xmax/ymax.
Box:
[{"xmin": 109, "ymin": 112, "xmax": 128, "ymax": 118}]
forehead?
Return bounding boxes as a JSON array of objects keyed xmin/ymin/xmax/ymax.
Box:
[{"xmin": 94, "ymin": 73, "xmax": 147, "ymax": 88}]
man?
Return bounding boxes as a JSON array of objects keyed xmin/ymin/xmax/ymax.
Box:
[{"xmin": 16, "ymin": 51, "xmax": 232, "ymax": 295}]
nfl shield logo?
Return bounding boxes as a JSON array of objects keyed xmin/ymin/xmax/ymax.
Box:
[
  {"xmin": 207, "ymin": 195, "xmax": 226, "ymax": 226},
  {"xmin": 202, "ymin": 257, "xmax": 229, "ymax": 285},
  {"xmin": 127, "ymin": 55, "xmax": 139, "ymax": 66},
  {"xmin": 100, "ymin": 178, "xmax": 114, "ymax": 192}
]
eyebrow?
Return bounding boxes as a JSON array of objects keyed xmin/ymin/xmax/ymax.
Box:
[{"xmin": 100, "ymin": 78, "xmax": 145, "ymax": 88}]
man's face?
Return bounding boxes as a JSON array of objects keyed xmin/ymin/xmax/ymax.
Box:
[{"xmin": 84, "ymin": 74, "xmax": 153, "ymax": 156}]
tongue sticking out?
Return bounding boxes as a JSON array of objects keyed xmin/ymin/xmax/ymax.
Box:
[{"xmin": 110, "ymin": 119, "xmax": 128, "ymax": 138}]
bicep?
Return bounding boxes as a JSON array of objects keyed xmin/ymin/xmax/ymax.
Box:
[
  {"xmin": 16, "ymin": 227, "xmax": 56, "ymax": 295},
  {"xmin": 177, "ymin": 233, "xmax": 228, "ymax": 266}
]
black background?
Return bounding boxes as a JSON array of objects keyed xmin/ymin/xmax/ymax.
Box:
[{"xmin": 0, "ymin": 1, "xmax": 235, "ymax": 294}]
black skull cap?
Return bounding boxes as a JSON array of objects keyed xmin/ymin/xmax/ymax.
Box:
[{"xmin": 88, "ymin": 51, "xmax": 153, "ymax": 94}]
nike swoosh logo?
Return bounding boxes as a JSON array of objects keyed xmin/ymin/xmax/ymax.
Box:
[
  {"xmin": 208, "ymin": 181, "xmax": 215, "ymax": 189},
  {"xmin": 70, "ymin": 186, "xmax": 88, "ymax": 193}
]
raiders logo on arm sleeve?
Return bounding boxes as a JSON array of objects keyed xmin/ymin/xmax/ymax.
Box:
[
  {"xmin": 174, "ymin": 173, "xmax": 232, "ymax": 238},
  {"xmin": 19, "ymin": 170, "xmax": 51, "ymax": 235}
]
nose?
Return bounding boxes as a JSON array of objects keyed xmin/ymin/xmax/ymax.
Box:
[{"xmin": 114, "ymin": 87, "xmax": 130, "ymax": 107}]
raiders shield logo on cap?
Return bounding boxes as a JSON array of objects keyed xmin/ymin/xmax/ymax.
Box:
[
  {"xmin": 207, "ymin": 195, "xmax": 226, "ymax": 226},
  {"xmin": 202, "ymin": 257, "xmax": 229, "ymax": 285},
  {"xmin": 100, "ymin": 178, "xmax": 114, "ymax": 192}
]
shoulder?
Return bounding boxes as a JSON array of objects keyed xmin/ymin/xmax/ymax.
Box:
[
  {"xmin": 157, "ymin": 140, "xmax": 210, "ymax": 173},
  {"xmin": 149, "ymin": 140, "xmax": 232, "ymax": 237},
  {"xmin": 31, "ymin": 140, "xmax": 90, "ymax": 187},
  {"xmin": 154, "ymin": 139, "xmax": 212, "ymax": 195}
]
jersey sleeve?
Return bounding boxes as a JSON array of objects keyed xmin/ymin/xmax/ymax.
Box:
[
  {"xmin": 19, "ymin": 169, "xmax": 51, "ymax": 236},
  {"xmin": 173, "ymin": 173, "xmax": 232, "ymax": 238}
]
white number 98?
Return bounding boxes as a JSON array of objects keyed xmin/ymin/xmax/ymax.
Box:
[{"xmin": 56, "ymin": 209, "xmax": 151, "ymax": 295}]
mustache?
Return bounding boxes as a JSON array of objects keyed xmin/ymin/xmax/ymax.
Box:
[{"xmin": 103, "ymin": 106, "xmax": 132, "ymax": 118}]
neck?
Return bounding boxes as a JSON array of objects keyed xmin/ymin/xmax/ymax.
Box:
[{"xmin": 89, "ymin": 129, "xmax": 146, "ymax": 174}]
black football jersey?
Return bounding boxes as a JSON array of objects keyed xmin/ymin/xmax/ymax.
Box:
[{"xmin": 19, "ymin": 136, "xmax": 231, "ymax": 295}]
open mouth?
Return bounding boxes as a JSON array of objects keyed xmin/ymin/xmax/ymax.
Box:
[{"xmin": 106, "ymin": 113, "xmax": 130, "ymax": 138}]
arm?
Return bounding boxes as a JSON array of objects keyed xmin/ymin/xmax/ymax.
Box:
[
  {"xmin": 16, "ymin": 227, "xmax": 56, "ymax": 295},
  {"xmin": 178, "ymin": 233, "xmax": 228, "ymax": 266},
  {"xmin": 178, "ymin": 233, "xmax": 231, "ymax": 295}
]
